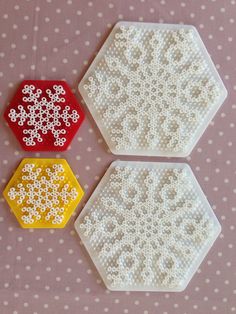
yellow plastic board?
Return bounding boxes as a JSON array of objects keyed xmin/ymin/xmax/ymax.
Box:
[{"xmin": 3, "ymin": 158, "xmax": 84, "ymax": 228}]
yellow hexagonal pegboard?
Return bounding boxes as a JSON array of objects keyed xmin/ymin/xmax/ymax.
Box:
[{"xmin": 3, "ymin": 158, "xmax": 84, "ymax": 228}]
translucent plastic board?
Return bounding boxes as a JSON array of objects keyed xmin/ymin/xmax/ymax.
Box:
[
  {"xmin": 79, "ymin": 22, "xmax": 227, "ymax": 157},
  {"xmin": 75, "ymin": 161, "xmax": 221, "ymax": 291},
  {"xmin": 3, "ymin": 158, "xmax": 84, "ymax": 228}
]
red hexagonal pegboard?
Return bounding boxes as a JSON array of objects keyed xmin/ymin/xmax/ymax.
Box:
[{"xmin": 4, "ymin": 80, "xmax": 84, "ymax": 151}]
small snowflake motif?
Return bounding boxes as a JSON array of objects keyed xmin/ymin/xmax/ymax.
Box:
[
  {"xmin": 8, "ymin": 84, "xmax": 80, "ymax": 147},
  {"xmin": 8, "ymin": 163, "xmax": 78, "ymax": 225}
]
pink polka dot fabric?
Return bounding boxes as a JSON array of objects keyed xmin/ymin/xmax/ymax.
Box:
[{"xmin": 0, "ymin": 1, "xmax": 235, "ymax": 314}]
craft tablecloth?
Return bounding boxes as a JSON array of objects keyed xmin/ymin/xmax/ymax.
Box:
[{"xmin": 0, "ymin": 1, "xmax": 235, "ymax": 313}]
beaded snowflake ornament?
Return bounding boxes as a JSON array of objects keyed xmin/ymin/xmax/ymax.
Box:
[
  {"xmin": 79, "ymin": 22, "xmax": 227, "ymax": 157},
  {"xmin": 3, "ymin": 159, "xmax": 84, "ymax": 228},
  {"xmin": 75, "ymin": 161, "xmax": 221, "ymax": 291},
  {"xmin": 4, "ymin": 80, "xmax": 84, "ymax": 151}
]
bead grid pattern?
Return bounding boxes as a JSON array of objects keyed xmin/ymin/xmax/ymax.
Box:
[
  {"xmin": 3, "ymin": 159, "xmax": 84, "ymax": 228},
  {"xmin": 9, "ymin": 84, "xmax": 79, "ymax": 147},
  {"xmin": 79, "ymin": 22, "xmax": 227, "ymax": 157},
  {"xmin": 4, "ymin": 80, "xmax": 85, "ymax": 151},
  {"xmin": 75, "ymin": 161, "xmax": 221, "ymax": 291}
]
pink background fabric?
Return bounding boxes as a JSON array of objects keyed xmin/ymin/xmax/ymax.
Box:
[{"xmin": 0, "ymin": 0, "xmax": 235, "ymax": 313}]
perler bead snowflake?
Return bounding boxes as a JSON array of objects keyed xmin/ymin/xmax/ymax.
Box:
[
  {"xmin": 4, "ymin": 80, "xmax": 84, "ymax": 151},
  {"xmin": 3, "ymin": 159, "xmax": 84, "ymax": 228},
  {"xmin": 75, "ymin": 161, "xmax": 221, "ymax": 291},
  {"xmin": 79, "ymin": 22, "xmax": 227, "ymax": 157}
]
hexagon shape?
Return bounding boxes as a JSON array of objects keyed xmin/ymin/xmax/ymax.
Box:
[
  {"xmin": 3, "ymin": 158, "xmax": 84, "ymax": 228},
  {"xmin": 79, "ymin": 22, "xmax": 227, "ymax": 157},
  {"xmin": 75, "ymin": 161, "xmax": 221, "ymax": 291},
  {"xmin": 4, "ymin": 80, "xmax": 84, "ymax": 151}
]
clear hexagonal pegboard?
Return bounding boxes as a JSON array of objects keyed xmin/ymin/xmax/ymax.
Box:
[
  {"xmin": 79, "ymin": 22, "xmax": 227, "ymax": 157},
  {"xmin": 75, "ymin": 161, "xmax": 221, "ymax": 291}
]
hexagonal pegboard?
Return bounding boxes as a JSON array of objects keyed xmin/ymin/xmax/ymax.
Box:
[
  {"xmin": 3, "ymin": 158, "xmax": 84, "ymax": 228},
  {"xmin": 79, "ymin": 22, "xmax": 227, "ymax": 157},
  {"xmin": 4, "ymin": 80, "xmax": 84, "ymax": 151},
  {"xmin": 75, "ymin": 161, "xmax": 221, "ymax": 291}
]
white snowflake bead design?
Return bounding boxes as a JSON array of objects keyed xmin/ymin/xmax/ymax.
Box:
[
  {"xmin": 79, "ymin": 22, "xmax": 227, "ymax": 157},
  {"xmin": 8, "ymin": 163, "xmax": 78, "ymax": 225},
  {"xmin": 8, "ymin": 84, "xmax": 80, "ymax": 147},
  {"xmin": 75, "ymin": 161, "xmax": 221, "ymax": 291}
]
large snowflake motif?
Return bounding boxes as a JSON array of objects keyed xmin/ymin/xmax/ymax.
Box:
[
  {"xmin": 79, "ymin": 164, "xmax": 217, "ymax": 290},
  {"xmin": 81, "ymin": 23, "xmax": 226, "ymax": 156},
  {"xmin": 8, "ymin": 84, "xmax": 80, "ymax": 147},
  {"xmin": 8, "ymin": 163, "xmax": 78, "ymax": 225}
]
